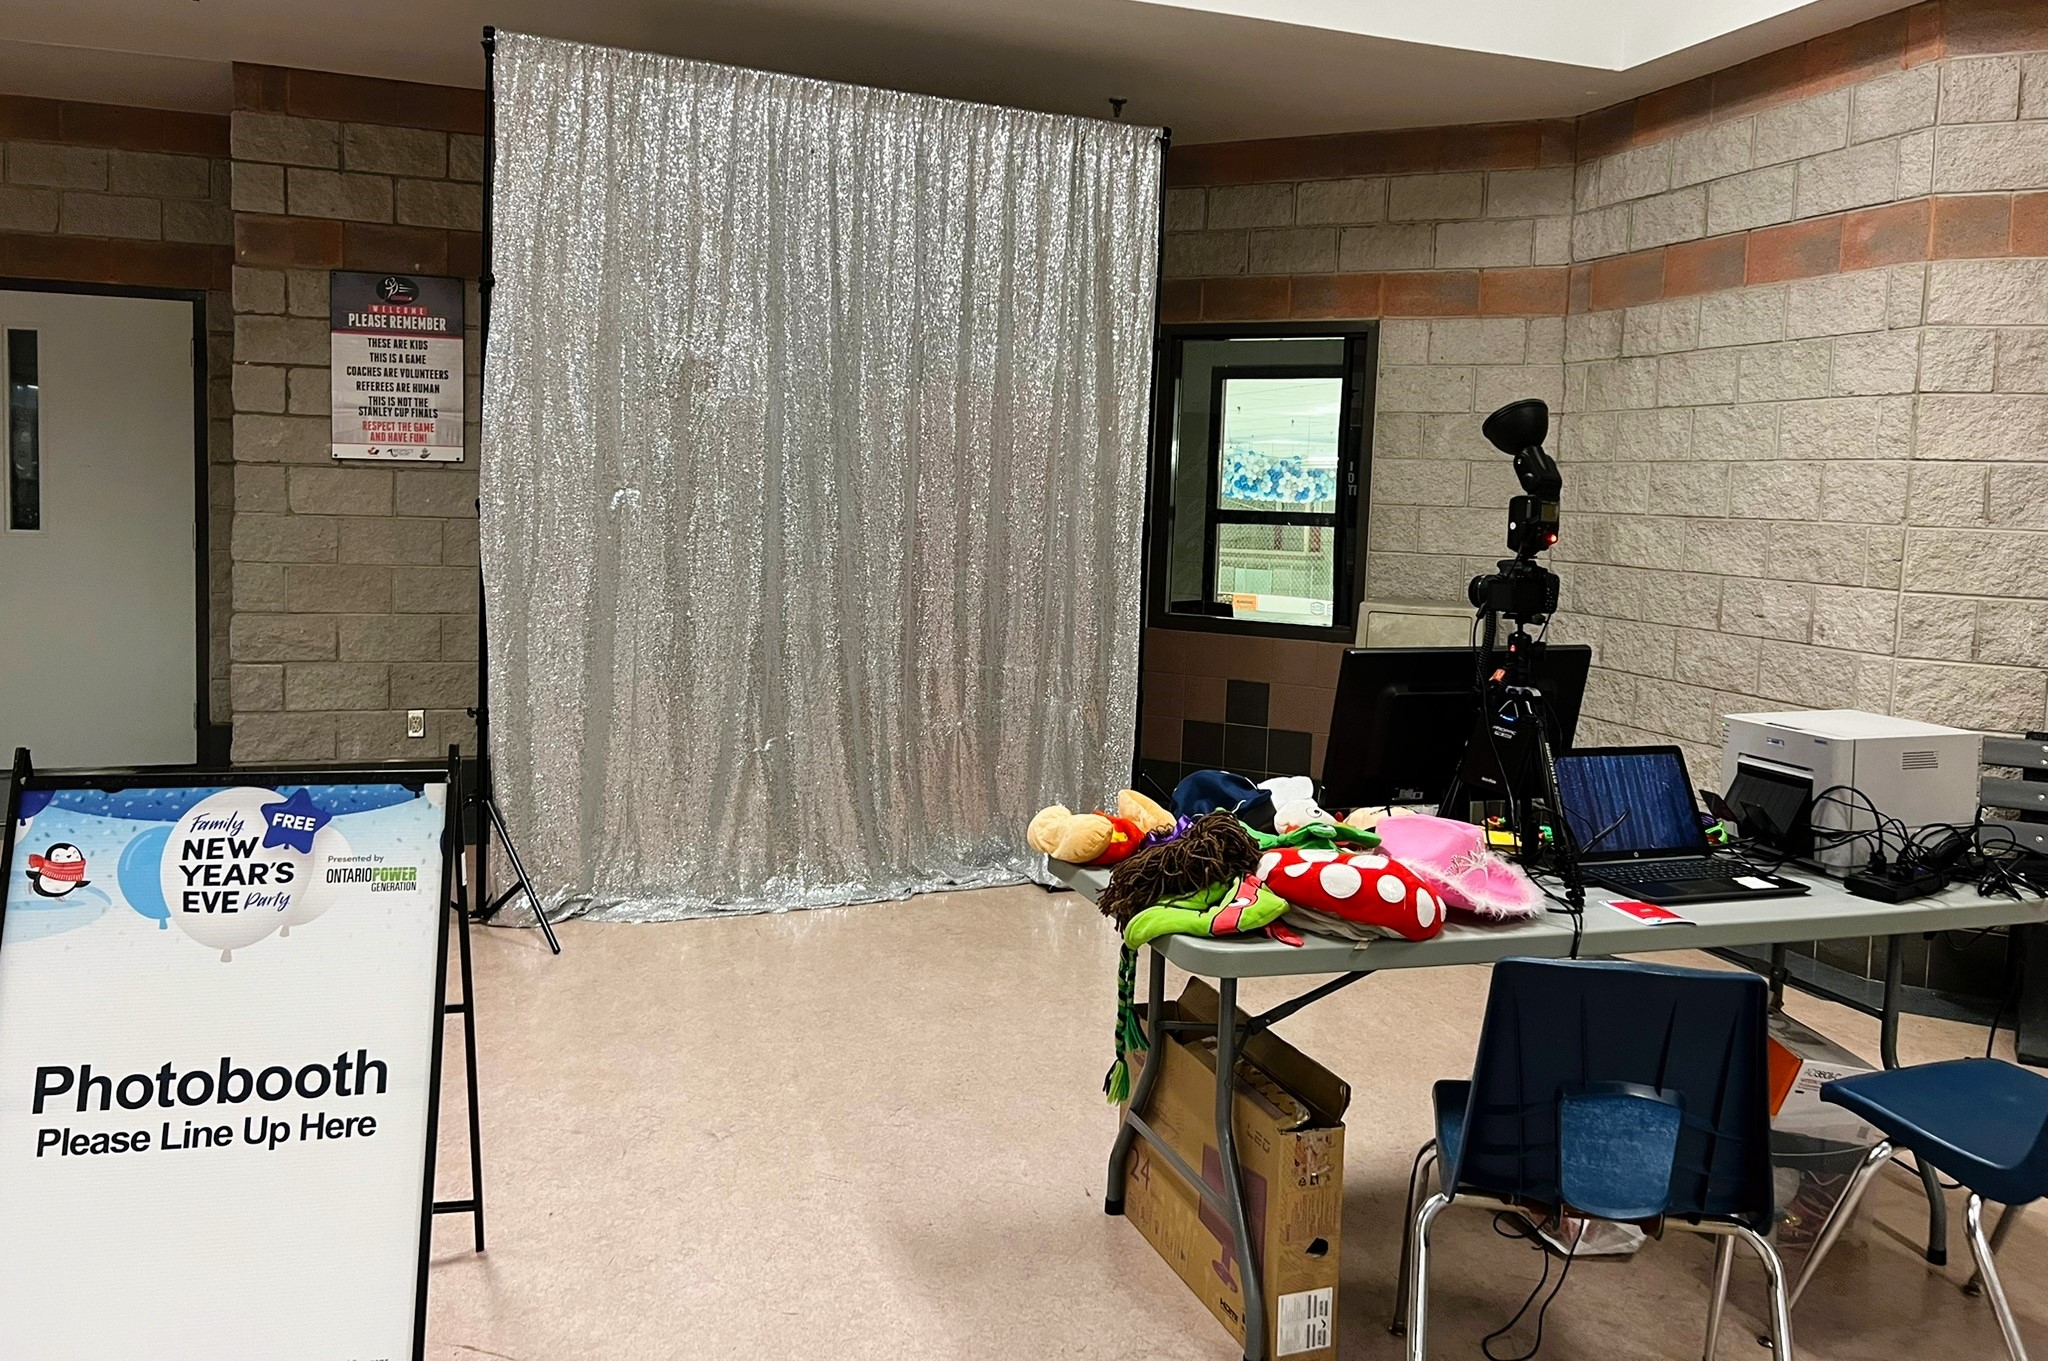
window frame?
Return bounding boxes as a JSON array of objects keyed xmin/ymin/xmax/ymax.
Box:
[
  {"xmin": 1199, "ymin": 362, "xmax": 1345, "ymax": 612},
  {"xmin": 1145, "ymin": 320, "xmax": 1378, "ymax": 641}
]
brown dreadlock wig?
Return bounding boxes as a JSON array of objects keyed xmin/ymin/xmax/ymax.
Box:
[{"xmin": 1095, "ymin": 809, "xmax": 1260, "ymax": 929}]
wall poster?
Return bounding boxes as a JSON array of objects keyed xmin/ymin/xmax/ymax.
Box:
[{"xmin": 331, "ymin": 270, "xmax": 466, "ymax": 462}]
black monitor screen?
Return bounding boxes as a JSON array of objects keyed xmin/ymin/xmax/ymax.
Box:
[
  {"xmin": 1554, "ymin": 748, "xmax": 1705, "ymax": 859},
  {"xmin": 1320, "ymin": 644, "xmax": 1591, "ymax": 808}
]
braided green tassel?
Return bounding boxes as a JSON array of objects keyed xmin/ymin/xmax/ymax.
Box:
[
  {"xmin": 1103, "ymin": 1057, "xmax": 1130, "ymax": 1104},
  {"xmin": 1104, "ymin": 946, "xmax": 1148, "ymax": 1105}
]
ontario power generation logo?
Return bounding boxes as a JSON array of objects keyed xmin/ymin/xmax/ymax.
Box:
[{"xmin": 9, "ymin": 783, "xmax": 433, "ymax": 962}]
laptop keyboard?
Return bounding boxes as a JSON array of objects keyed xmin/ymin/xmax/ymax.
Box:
[{"xmin": 1593, "ymin": 858, "xmax": 1746, "ymax": 885}]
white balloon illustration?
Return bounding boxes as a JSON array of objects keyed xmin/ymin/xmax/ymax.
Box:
[
  {"xmin": 278, "ymin": 823, "xmax": 350, "ymax": 938},
  {"xmin": 159, "ymin": 787, "xmax": 312, "ymax": 962}
]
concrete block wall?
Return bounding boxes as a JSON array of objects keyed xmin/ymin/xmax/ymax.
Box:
[
  {"xmin": 0, "ymin": 95, "xmax": 235, "ymax": 729},
  {"xmin": 1548, "ymin": 1, "xmax": 2048, "ymax": 775},
  {"xmin": 1152, "ymin": 0, "xmax": 2048, "ymax": 784},
  {"xmin": 226, "ymin": 64, "xmax": 485, "ymax": 763}
]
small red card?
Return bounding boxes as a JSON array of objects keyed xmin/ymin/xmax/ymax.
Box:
[{"xmin": 1607, "ymin": 899, "xmax": 1693, "ymax": 925}]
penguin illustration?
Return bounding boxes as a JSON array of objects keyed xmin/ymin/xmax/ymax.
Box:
[{"xmin": 25, "ymin": 844, "xmax": 89, "ymax": 898}]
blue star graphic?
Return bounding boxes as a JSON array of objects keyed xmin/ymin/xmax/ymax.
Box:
[{"xmin": 260, "ymin": 788, "xmax": 332, "ymax": 853}]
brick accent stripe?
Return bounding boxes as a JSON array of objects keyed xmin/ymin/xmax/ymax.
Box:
[
  {"xmin": 0, "ymin": 95, "xmax": 228, "ymax": 157},
  {"xmin": 232, "ymin": 64, "xmax": 485, "ymax": 135},
  {"xmin": 1170, "ymin": 266, "xmax": 1574, "ymax": 322},
  {"xmin": 0, "ymin": 229, "xmax": 226, "ymax": 290},
  {"xmin": 1166, "ymin": 119, "xmax": 1574, "ymax": 187},
  {"xmin": 1176, "ymin": 190, "xmax": 2048, "ymax": 321},
  {"xmin": 1569, "ymin": 190, "xmax": 2048, "ymax": 311}
]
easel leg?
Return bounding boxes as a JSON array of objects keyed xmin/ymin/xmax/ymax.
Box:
[{"xmin": 454, "ymin": 894, "xmax": 487, "ymax": 1252}]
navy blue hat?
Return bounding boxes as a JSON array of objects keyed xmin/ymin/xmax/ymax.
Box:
[{"xmin": 1172, "ymin": 769, "xmax": 1274, "ymax": 829}]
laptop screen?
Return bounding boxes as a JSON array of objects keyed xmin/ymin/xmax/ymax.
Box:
[{"xmin": 1554, "ymin": 748, "xmax": 1707, "ymax": 860}]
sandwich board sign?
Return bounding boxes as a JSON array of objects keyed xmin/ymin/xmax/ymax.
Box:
[{"xmin": 0, "ymin": 761, "xmax": 455, "ymax": 1360}]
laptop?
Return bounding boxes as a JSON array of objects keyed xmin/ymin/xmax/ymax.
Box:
[{"xmin": 1553, "ymin": 745, "xmax": 1808, "ymax": 905}]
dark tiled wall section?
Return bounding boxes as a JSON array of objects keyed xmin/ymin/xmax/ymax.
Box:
[{"xmin": 1137, "ymin": 628, "xmax": 1349, "ymax": 799}]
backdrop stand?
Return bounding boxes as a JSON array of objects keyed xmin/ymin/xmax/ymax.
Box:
[{"xmin": 468, "ymin": 24, "xmax": 560, "ymax": 956}]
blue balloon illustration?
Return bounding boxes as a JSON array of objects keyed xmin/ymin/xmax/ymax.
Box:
[{"xmin": 116, "ymin": 825, "xmax": 173, "ymax": 930}]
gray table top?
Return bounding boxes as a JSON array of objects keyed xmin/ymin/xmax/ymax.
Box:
[{"xmin": 1047, "ymin": 857, "xmax": 2048, "ymax": 980}]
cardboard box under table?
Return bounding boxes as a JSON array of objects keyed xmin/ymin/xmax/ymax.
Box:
[
  {"xmin": 1121, "ymin": 980, "xmax": 1349, "ymax": 1360},
  {"xmin": 1764, "ymin": 1010, "xmax": 1881, "ymax": 1281}
]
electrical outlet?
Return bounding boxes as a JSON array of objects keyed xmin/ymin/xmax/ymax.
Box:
[{"xmin": 406, "ymin": 710, "xmax": 426, "ymax": 739}]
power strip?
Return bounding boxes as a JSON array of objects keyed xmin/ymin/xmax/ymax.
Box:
[{"xmin": 1843, "ymin": 866, "xmax": 1948, "ymax": 902}]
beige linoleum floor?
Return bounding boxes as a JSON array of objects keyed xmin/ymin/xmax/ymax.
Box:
[{"xmin": 426, "ymin": 883, "xmax": 2043, "ymax": 1361}]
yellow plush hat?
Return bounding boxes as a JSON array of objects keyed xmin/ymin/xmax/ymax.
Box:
[{"xmin": 1026, "ymin": 805, "xmax": 1114, "ymax": 863}]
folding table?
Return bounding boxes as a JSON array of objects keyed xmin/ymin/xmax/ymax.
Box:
[{"xmin": 1052, "ymin": 858, "xmax": 2048, "ymax": 1361}]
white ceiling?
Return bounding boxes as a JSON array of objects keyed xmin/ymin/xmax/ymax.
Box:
[{"xmin": 0, "ymin": 0, "xmax": 1918, "ymax": 144}]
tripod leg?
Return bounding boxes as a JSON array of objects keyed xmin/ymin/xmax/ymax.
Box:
[
  {"xmin": 1528, "ymin": 703, "xmax": 1585, "ymax": 912},
  {"xmin": 485, "ymin": 795, "xmax": 561, "ymax": 955}
]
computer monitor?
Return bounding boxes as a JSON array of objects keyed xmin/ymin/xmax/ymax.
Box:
[{"xmin": 1320, "ymin": 644, "xmax": 1593, "ymax": 809}]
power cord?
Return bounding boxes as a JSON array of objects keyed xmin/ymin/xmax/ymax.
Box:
[{"xmin": 1480, "ymin": 1210, "xmax": 1581, "ymax": 1361}]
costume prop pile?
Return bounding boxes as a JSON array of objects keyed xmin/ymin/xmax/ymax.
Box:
[{"xmin": 1026, "ymin": 772, "xmax": 1514, "ymax": 1102}]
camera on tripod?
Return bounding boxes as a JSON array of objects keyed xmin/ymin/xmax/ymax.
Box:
[
  {"xmin": 1467, "ymin": 398, "xmax": 1562, "ymax": 624},
  {"xmin": 1441, "ymin": 398, "xmax": 1586, "ymax": 910}
]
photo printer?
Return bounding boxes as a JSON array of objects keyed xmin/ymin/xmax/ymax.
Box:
[{"xmin": 1720, "ymin": 710, "xmax": 1981, "ymax": 873}]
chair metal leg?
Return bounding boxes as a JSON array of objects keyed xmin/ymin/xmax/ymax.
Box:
[
  {"xmin": 1916, "ymin": 1155, "xmax": 1951, "ymax": 1269},
  {"xmin": 1389, "ymin": 1141, "xmax": 1437, "ymax": 1335},
  {"xmin": 1968, "ymin": 1202, "xmax": 2023, "ymax": 1298},
  {"xmin": 1407, "ymin": 1193, "xmax": 1452, "ymax": 1361},
  {"xmin": 1968, "ymin": 1195, "xmax": 2030, "ymax": 1361},
  {"xmin": 1702, "ymin": 1236, "xmax": 1734, "ymax": 1361},
  {"xmin": 1787, "ymin": 1139, "xmax": 1893, "ymax": 1308},
  {"xmin": 1734, "ymin": 1224, "xmax": 1795, "ymax": 1361}
]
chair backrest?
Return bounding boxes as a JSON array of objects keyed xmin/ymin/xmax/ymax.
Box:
[
  {"xmin": 1448, "ymin": 956, "xmax": 1775, "ymax": 1226},
  {"xmin": 1978, "ymin": 735, "xmax": 2048, "ymax": 857}
]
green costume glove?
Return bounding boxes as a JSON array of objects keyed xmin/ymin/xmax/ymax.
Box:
[
  {"xmin": 1103, "ymin": 876, "xmax": 1292, "ymax": 1103},
  {"xmin": 1244, "ymin": 820, "xmax": 1380, "ymax": 853}
]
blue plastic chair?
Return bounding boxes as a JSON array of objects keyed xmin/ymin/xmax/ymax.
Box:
[
  {"xmin": 1394, "ymin": 957, "xmax": 1790, "ymax": 1361},
  {"xmin": 1782, "ymin": 1059, "xmax": 2048, "ymax": 1360}
]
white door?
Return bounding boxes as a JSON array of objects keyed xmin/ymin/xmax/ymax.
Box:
[{"xmin": 0, "ymin": 289, "xmax": 198, "ymax": 767}]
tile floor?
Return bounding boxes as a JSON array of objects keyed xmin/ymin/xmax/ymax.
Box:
[{"xmin": 426, "ymin": 883, "xmax": 2041, "ymax": 1360}]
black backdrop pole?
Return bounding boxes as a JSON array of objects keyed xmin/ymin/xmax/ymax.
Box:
[
  {"xmin": 472, "ymin": 25, "xmax": 561, "ymax": 955},
  {"xmin": 1130, "ymin": 126, "xmax": 1172, "ymax": 801},
  {"xmin": 475, "ymin": 25, "xmax": 493, "ymax": 928}
]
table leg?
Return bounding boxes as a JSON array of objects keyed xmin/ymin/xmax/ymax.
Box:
[
  {"xmin": 1768, "ymin": 944, "xmax": 1788, "ymax": 1011},
  {"xmin": 1216, "ymin": 977, "xmax": 1266, "ymax": 1361},
  {"xmin": 1881, "ymin": 934, "xmax": 1947, "ymax": 1267},
  {"xmin": 1106, "ymin": 945, "xmax": 1169, "ymax": 1215}
]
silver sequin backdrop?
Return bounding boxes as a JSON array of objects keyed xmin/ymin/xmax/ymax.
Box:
[{"xmin": 480, "ymin": 33, "xmax": 1161, "ymax": 920}]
